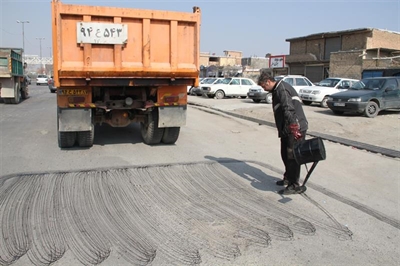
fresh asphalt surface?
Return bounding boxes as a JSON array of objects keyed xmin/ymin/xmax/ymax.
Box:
[{"xmin": 0, "ymin": 85, "xmax": 399, "ymax": 265}]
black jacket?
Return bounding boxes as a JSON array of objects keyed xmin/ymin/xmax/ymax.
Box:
[{"xmin": 272, "ymin": 80, "xmax": 308, "ymax": 138}]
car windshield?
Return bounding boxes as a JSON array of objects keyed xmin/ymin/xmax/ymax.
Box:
[
  {"xmin": 274, "ymin": 76, "xmax": 283, "ymax": 81},
  {"xmin": 318, "ymin": 78, "xmax": 340, "ymax": 87}
]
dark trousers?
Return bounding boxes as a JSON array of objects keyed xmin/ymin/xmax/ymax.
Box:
[{"xmin": 280, "ymin": 132, "xmax": 306, "ymax": 186}]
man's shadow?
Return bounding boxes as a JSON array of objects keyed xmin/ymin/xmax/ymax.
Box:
[{"xmin": 204, "ymin": 156, "xmax": 283, "ymax": 193}]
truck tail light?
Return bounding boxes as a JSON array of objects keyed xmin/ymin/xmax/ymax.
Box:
[{"xmin": 164, "ymin": 95, "xmax": 179, "ymax": 103}]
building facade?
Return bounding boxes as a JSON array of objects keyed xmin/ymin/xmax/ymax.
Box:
[{"xmin": 285, "ymin": 28, "xmax": 400, "ymax": 82}]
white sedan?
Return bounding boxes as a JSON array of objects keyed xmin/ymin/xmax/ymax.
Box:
[
  {"xmin": 299, "ymin": 77, "xmax": 359, "ymax": 107},
  {"xmin": 201, "ymin": 77, "xmax": 257, "ymax": 99}
]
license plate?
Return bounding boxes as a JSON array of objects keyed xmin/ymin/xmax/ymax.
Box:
[
  {"xmin": 59, "ymin": 89, "xmax": 88, "ymax": 95},
  {"xmin": 301, "ymin": 95, "xmax": 309, "ymax": 100},
  {"xmin": 334, "ymin": 102, "xmax": 345, "ymax": 106},
  {"xmin": 248, "ymin": 93, "xmax": 254, "ymax": 96}
]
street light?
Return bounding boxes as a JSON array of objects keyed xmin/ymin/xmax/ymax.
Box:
[
  {"xmin": 16, "ymin": 20, "xmax": 29, "ymax": 62},
  {"xmin": 36, "ymin": 37, "xmax": 45, "ymax": 74}
]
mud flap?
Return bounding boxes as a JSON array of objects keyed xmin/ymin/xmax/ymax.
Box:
[
  {"xmin": 158, "ymin": 106, "xmax": 187, "ymax": 128},
  {"xmin": 58, "ymin": 108, "xmax": 92, "ymax": 132}
]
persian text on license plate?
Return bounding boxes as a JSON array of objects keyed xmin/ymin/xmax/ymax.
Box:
[
  {"xmin": 59, "ymin": 89, "xmax": 88, "ymax": 95},
  {"xmin": 333, "ymin": 102, "xmax": 345, "ymax": 106}
]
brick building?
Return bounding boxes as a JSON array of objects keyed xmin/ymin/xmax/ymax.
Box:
[{"xmin": 285, "ymin": 28, "xmax": 400, "ymax": 82}]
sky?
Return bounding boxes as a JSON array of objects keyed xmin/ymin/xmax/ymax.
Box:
[{"xmin": 0, "ymin": 0, "xmax": 399, "ymax": 58}]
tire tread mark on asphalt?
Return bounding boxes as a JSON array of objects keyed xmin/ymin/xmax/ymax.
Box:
[{"xmin": 0, "ymin": 162, "xmax": 355, "ymax": 265}]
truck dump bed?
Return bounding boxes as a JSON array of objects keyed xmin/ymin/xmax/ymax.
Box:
[
  {"xmin": 51, "ymin": 0, "xmax": 200, "ymax": 87},
  {"xmin": 0, "ymin": 48, "xmax": 23, "ymax": 78}
]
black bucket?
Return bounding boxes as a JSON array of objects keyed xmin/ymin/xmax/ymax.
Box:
[{"xmin": 293, "ymin": 137, "xmax": 326, "ymax": 165}]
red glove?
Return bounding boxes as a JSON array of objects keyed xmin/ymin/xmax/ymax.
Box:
[{"xmin": 289, "ymin": 124, "xmax": 302, "ymax": 140}]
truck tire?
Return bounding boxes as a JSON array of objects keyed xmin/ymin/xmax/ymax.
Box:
[
  {"xmin": 57, "ymin": 108, "xmax": 77, "ymax": 148},
  {"xmin": 77, "ymin": 125, "xmax": 94, "ymax": 147},
  {"xmin": 9, "ymin": 81, "xmax": 21, "ymax": 104},
  {"xmin": 162, "ymin": 127, "xmax": 180, "ymax": 144},
  {"xmin": 141, "ymin": 108, "xmax": 164, "ymax": 145},
  {"xmin": 58, "ymin": 132, "xmax": 77, "ymax": 148},
  {"xmin": 21, "ymin": 88, "xmax": 28, "ymax": 99}
]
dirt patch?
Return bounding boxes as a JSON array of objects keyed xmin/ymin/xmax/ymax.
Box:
[{"xmin": 229, "ymin": 104, "xmax": 400, "ymax": 151}]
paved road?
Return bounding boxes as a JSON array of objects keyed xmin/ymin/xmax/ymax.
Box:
[{"xmin": 0, "ymin": 86, "xmax": 399, "ymax": 265}]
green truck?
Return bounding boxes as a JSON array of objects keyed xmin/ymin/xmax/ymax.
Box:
[{"xmin": 0, "ymin": 48, "xmax": 29, "ymax": 104}]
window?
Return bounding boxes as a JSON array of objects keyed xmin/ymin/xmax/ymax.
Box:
[
  {"xmin": 284, "ymin": 78, "xmax": 294, "ymax": 85},
  {"xmin": 385, "ymin": 79, "xmax": 398, "ymax": 90},
  {"xmin": 241, "ymin": 79, "xmax": 253, "ymax": 85},
  {"xmin": 295, "ymin": 78, "xmax": 308, "ymax": 86},
  {"xmin": 230, "ymin": 79, "xmax": 240, "ymax": 85}
]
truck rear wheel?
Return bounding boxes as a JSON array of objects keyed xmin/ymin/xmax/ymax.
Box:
[
  {"xmin": 77, "ymin": 125, "xmax": 94, "ymax": 147},
  {"xmin": 58, "ymin": 132, "xmax": 77, "ymax": 148},
  {"xmin": 57, "ymin": 108, "xmax": 77, "ymax": 148},
  {"xmin": 9, "ymin": 81, "xmax": 21, "ymax": 104},
  {"xmin": 140, "ymin": 108, "xmax": 164, "ymax": 145},
  {"xmin": 162, "ymin": 127, "xmax": 180, "ymax": 144}
]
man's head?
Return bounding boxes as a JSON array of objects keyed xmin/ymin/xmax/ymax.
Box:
[{"xmin": 258, "ymin": 72, "xmax": 276, "ymax": 91}]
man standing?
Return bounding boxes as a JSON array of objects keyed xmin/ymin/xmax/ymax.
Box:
[{"xmin": 258, "ymin": 72, "xmax": 308, "ymax": 195}]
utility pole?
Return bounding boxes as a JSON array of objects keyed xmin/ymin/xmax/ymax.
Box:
[
  {"xmin": 16, "ymin": 20, "xmax": 29, "ymax": 63},
  {"xmin": 36, "ymin": 37, "xmax": 45, "ymax": 74}
]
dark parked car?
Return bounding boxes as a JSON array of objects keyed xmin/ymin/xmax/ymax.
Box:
[
  {"xmin": 48, "ymin": 76, "xmax": 57, "ymax": 93},
  {"xmin": 327, "ymin": 77, "xmax": 400, "ymax": 118}
]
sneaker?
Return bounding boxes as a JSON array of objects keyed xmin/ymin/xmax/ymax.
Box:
[
  {"xmin": 278, "ymin": 185, "xmax": 307, "ymax": 195},
  {"xmin": 276, "ymin": 180, "xmax": 289, "ymax": 186}
]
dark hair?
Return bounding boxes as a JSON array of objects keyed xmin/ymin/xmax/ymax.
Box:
[{"xmin": 257, "ymin": 72, "xmax": 275, "ymax": 85}]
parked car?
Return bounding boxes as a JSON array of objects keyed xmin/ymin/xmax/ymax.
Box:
[
  {"xmin": 299, "ymin": 77, "xmax": 359, "ymax": 107},
  {"xmin": 48, "ymin": 76, "xmax": 56, "ymax": 93},
  {"xmin": 187, "ymin": 78, "xmax": 205, "ymax": 95},
  {"xmin": 247, "ymin": 86, "xmax": 272, "ymax": 104},
  {"xmin": 327, "ymin": 77, "xmax": 400, "ymax": 118},
  {"xmin": 24, "ymin": 75, "xmax": 31, "ymax": 85},
  {"xmin": 202, "ymin": 77, "xmax": 257, "ymax": 99},
  {"xmin": 36, "ymin": 74, "xmax": 48, "ymax": 86},
  {"xmin": 191, "ymin": 78, "xmax": 223, "ymax": 96},
  {"xmin": 274, "ymin": 75, "xmax": 315, "ymax": 94},
  {"xmin": 247, "ymin": 75, "xmax": 314, "ymax": 104}
]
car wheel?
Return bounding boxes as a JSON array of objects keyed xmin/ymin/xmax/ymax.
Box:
[
  {"xmin": 252, "ymin": 99, "xmax": 261, "ymax": 103},
  {"xmin": 215, "ymin": 90, "xmax": 225, "ymax": 99},
  {"xmin": 302, "ymin": 100, "xmax": 312, "ymax": 105},
  {"xmin": 188, "ymin": 87, "xmax": 194, "ymax": 95},
  {"xmin": 332, "ymin": 110, "xmax": 344, "ymax": 115},
  {"xmin": 320, "ymin": 97, "xmax": 329, "ymax": 108},
  {"xmin": 265, "ymin": 93, "xmax": 273, "ymax": 104},
  {"xmin": 364, "ymin": 101, "xmax": 379, "ymax": 118},
  {"xmin": 240, "ymin": 96, "xmax": 246, "ymax": 99}
]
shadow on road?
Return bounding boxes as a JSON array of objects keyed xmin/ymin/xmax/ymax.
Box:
[
  {"xmin": 204, "ymin": 156, "xmax": 283, "ymax": 193},
  {"xmin": 94, "ymin": 123, "xmax": 142, "ymax": 145}
]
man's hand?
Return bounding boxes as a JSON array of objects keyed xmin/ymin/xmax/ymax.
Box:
[{"xmin": 289, "ymin": 124, "xmax": 302, "ymax": 140}]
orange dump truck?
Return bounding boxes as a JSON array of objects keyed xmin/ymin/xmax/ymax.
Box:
[{"xmin": 51, "ymin": 0, "xmax": 200, "ymax": 148}]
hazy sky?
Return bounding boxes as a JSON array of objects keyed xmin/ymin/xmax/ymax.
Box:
[{"xmin": 1, "ymin": 0, "xmax": 399, "ymax": 58}]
